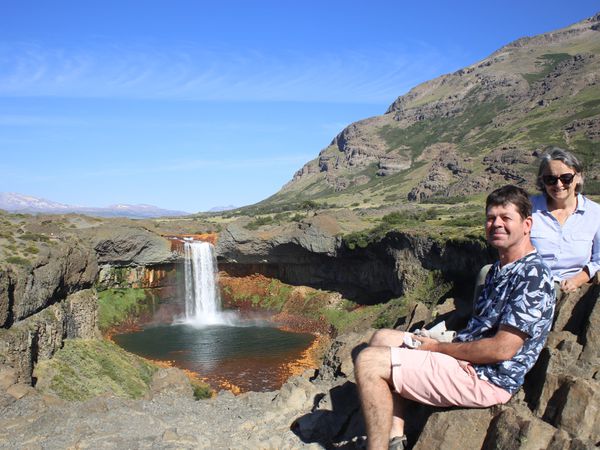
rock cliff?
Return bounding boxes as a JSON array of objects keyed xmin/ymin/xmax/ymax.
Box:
[
  {"xmin": 217, "ymin": 214, "xmax": 494, "ymax": 303},
  {"xmin": 0, "ymin": 223, "xmax": 179, "ymax": 383}
]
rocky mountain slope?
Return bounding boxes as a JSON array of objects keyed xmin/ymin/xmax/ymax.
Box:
[{"xmin": 256, "ymin": 13, "xmax": 600, "ymax": 211}]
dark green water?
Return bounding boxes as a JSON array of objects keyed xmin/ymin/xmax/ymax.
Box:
[{"xmin": 113, "ymin": 322, "xmax": 315, "ymax": 392}]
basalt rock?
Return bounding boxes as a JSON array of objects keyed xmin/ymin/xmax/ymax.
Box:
[
  {"xmin": 300, "ymin": 282, "xmax": 600, "ymax": 449},
  {"xmin": 0, "ymin": 289, "xmax": 99, "ymax": 383},
  {"xmin": 217, "ymin": 215, "xmax": 494, "ymax": 303},
  {"xmin": 81, "ymin": 225, "xmax": 178, "ymax": 266},
  {"xmin": 1, "ymin": 241, "xmax": 98, "ymax": 327}
]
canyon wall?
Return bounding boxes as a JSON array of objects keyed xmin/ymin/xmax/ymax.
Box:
[
  {"xmin": 0, "ymin": 226, "xmax": 181, "ymax": 383},
  {"xmin": 216, "ymin": 215, "xmax": 496, "ymax": 304}
]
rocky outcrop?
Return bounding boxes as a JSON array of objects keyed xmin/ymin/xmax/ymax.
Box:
[
  {"xmin": 291, "ymin": 281, "xmax": 600, "ymax": 449},
  {"xmin": 0, "ymin": 224, "xmax": 181, "ymax": 385},
  {"xmin": 81, "ymin": 225, "xmax": 178, "ymax": 266},
  {"xmin": 0, "ymin": 241, "xmax": 98, "ymax": 328},
  {"xmin": 217, "ymin": 216, "xmax": 494, "ymax": 303},
  {"xmin": 0, "ymin": 289, "xmax": 99, "ymax": 384}
]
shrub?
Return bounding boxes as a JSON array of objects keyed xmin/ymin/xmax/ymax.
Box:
[
  {"xmin": 421, "ymin": 195, "xmax": 468, "ymax": 205},
  {"xmin": 191, "ymin": 380, "xmax": 213, "ymax": 400},
  {"xmin": 97, "ymin": 288, "xmax": 156, "ymax": 332},
  {"xmin": 20, "ymin": 232, "xmax": 50, "ymax": 242},
  {"xmin": 343, "ymin": 208, "xmax": 441, "ymax": 250},
  {"xmin": 244, "ymin": 215, "xmax": 276, "ymax": 230},
  {"xmin": 6, "ymin": 256, "xmax": 30, "ymax": 267}
]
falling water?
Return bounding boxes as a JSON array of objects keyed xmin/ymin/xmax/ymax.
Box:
[{"xmin": 182, "ymin": 240, "xmax": 230, "ymax": 325}]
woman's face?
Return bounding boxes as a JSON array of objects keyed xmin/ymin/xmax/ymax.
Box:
[{"xmin": 542, "ymin": 160, "xmax": 580, "ymax": 203}]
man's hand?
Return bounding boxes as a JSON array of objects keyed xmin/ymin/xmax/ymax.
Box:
[
  {"xmin": 414, "ymin": 335, "xmax": 439, "ymax": 351},
  {"xmin": 413, "ymin": 325, "xmax": 527, "ymax": 365}
]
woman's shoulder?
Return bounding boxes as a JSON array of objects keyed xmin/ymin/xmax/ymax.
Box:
[{"xmin": 581, "ymin": 195, "xmax": 600, "ymax": 214}]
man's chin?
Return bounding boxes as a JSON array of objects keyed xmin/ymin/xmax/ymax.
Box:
[{"xmin": 487, "ymin": 237, "xmax": 506, "ymax": 247}]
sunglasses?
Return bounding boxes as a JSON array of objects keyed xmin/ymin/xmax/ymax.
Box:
[{"xmin": 542, "ymin": 173, "xmax": 575, "ymax": 186}]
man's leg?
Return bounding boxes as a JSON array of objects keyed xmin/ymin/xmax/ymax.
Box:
[
  {"xmin": 368, "ymin": 329, "xmax": 409, "ymax": 441},
  {"xmin": 391, "ymin": 393, "xmax": 407, "ymax": 440},
  {"xmin": 355, "ymin": 345, "xmax": 403, "ymax": 450}
]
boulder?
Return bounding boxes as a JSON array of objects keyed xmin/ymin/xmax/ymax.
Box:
[
  {"xmin": 0, "ymin": 289, "xmax": 98, "ymax": 383},
  {"xmin": 82, "ymin": 225, "xmax": 177, "ymax": 266},
  {"xmin": 150, "ymin": 368, "xmax": 194, "ymax": 398},
  {"xmin": 10, "ymin": 241, "xmax": 98, "ymax": 322},
  {"xmin": 414, "ymin": 408, "xmax": 493, "ymax": 450},
  {"xmin": 0, "ymin": 364, "xmax": 17, "ymax": 390}
]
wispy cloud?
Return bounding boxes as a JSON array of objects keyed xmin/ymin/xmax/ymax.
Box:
[
  {"xmin": 0, "ymin": 40, "xmax": 460, "ymax": 103},
  {"xmin": 2, "ymin": 155, "xmax": 313, "ymax": 183},
  {"xmin": 0, "ymin": 114, "xmax": 86, "ymax": 126}
]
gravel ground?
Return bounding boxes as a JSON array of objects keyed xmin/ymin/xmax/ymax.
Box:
[{"xmin": 0, "ymin": 370, "xmax": 332, "ymax": 450}]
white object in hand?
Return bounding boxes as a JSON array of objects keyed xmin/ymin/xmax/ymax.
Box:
[{"xmin": 403, "ymin": 333, "xmax": 421, "ymax": 348}]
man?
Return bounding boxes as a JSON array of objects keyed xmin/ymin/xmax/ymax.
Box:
[{"xmin": 354, "ymin": 185, "xmax": 555, "ymax": 450}]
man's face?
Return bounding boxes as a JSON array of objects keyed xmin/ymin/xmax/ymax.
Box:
[{"xmin": 485, "ymin": 203, "xmax": 532, "ymax": 251}]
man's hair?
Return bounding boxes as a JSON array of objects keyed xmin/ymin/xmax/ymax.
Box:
[
  {"xmin": 536, "ymin": 147, "xmax": 584, "ymax": 194},
  {"xmin": 486, "ymin": 185, "xmax": 532, "ymax": 220}
]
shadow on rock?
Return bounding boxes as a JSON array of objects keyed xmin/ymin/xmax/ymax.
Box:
[{"xmin": 291, "ymin": 381, "xmax": 365, "ymax": 449}]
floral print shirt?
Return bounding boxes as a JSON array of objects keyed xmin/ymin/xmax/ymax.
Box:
[{"xmin": 455, "ymin": 251, "xmax": 555, "ymax": 394}]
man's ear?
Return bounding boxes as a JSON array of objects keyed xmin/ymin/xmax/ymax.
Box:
[{"xmin": 524, "ymin": 215, "xmax": 533, "ymax": 235}]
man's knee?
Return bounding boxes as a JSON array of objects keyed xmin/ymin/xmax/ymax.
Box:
[
  {"xmin": 370, "ymin": 328, "xmax": 406, "ymax": 347},
  {"xmin": 355, "ymin": 346, "xmax": 392, "ymax": 384}
]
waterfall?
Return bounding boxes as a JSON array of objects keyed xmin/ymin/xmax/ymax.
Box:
[{"xmin": 182, "ymin": 240, "xmax": 227, "ymax": 325}]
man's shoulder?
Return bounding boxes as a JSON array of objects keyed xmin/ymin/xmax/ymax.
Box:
[
  {"xmin": 513, "ymin": 251, "xmax": 550, "ymax": 273},
  {"xmin": 521, "ymin": 251, "xmax": 553, "ymax": 280}
]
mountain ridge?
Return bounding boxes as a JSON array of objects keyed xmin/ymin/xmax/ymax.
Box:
[
  {"xmin": 257, "ymin": 12, "xmax": 600, "ymax": 211},
  {"xmin": 0, "ymin": 192, "xmax": 191, "ymax": 218}
]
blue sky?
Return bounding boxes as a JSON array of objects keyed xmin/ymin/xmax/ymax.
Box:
[{"xmin": 1, "ymin": 1, "xmax": 599, "ymax": 213}]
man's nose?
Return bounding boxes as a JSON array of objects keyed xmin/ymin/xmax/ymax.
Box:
[{"xmin": 490, "ymin": 217, "xmax": 503, "ymax": 227}]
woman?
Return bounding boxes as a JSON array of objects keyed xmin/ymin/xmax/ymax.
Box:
[{"xmin": 531, "ymin": 147, "xmax": 600, "ymax": 292}]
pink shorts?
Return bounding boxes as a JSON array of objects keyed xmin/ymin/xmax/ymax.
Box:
[{"xmin": 390, "ymin": 347, "xmax": 511, "ymax": 407}]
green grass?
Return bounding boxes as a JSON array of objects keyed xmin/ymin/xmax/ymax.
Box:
[
  {"xmin": 319, "ymin": 300, "xmax": 386, "ymax": 334},
  {"xmin": 226, "ymin": 279, "xmax": 294, "ymax": 312},
  {"xmin": 5, "ymin": 256, "xmax": 30, "ymax": 267},
  {"xmin": 244, "ymin": 215, "xmax": 277, "ymax": 230},
  {"xmin": 19, "ymin": 232, "xmax": 50, "ymax": 242},
  {"xmin": 33, "ymin": 339, "xmax": 159, "ymax": 401},
  {"xmin": 97, "ymin": 288, "xmax": 156, "ymax": 332},
  {"xmin": 343, "ymin": 209, "xmax": 440, "ymax": 249},
  {"xmin": 522, "ymin": 53, "xmax": 572, "ymax": 85},
  {"xmin": 372, "ymin": 297, "xmax": 409, "ymax": 329},
  {"xmin": 380, "ymin": 95, "xmax": 508, "ymax": 160}
]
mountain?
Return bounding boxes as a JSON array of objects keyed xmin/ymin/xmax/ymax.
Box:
[
  {"xmin": 257, "ymin": 13, "xmax": 600, "ymax": 211},
  {"xmin": 0, "ymin": 193, "xmax": 190, "ymax": 218}
]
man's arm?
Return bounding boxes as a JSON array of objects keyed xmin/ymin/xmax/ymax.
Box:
[{"xmin": 416, "ymin": 325, "xmax": 527, "ymax": 364}]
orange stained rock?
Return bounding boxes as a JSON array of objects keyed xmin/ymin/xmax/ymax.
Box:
[
  {"xmin": 277, "ymin": 333, "xmax": 328, "ymax": 386},
  {"xmin": 165, "ymin": 233, "xmax": 219, "ymax": 253}
]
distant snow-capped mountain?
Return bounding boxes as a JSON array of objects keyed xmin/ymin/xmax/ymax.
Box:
[
  {"xmin": 0, "ymin": 193, "xmax": 190, "ymax": 218},
  {"xmin": 207, "ymin": 205, "xmax": 237, "ymax": 212}
]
